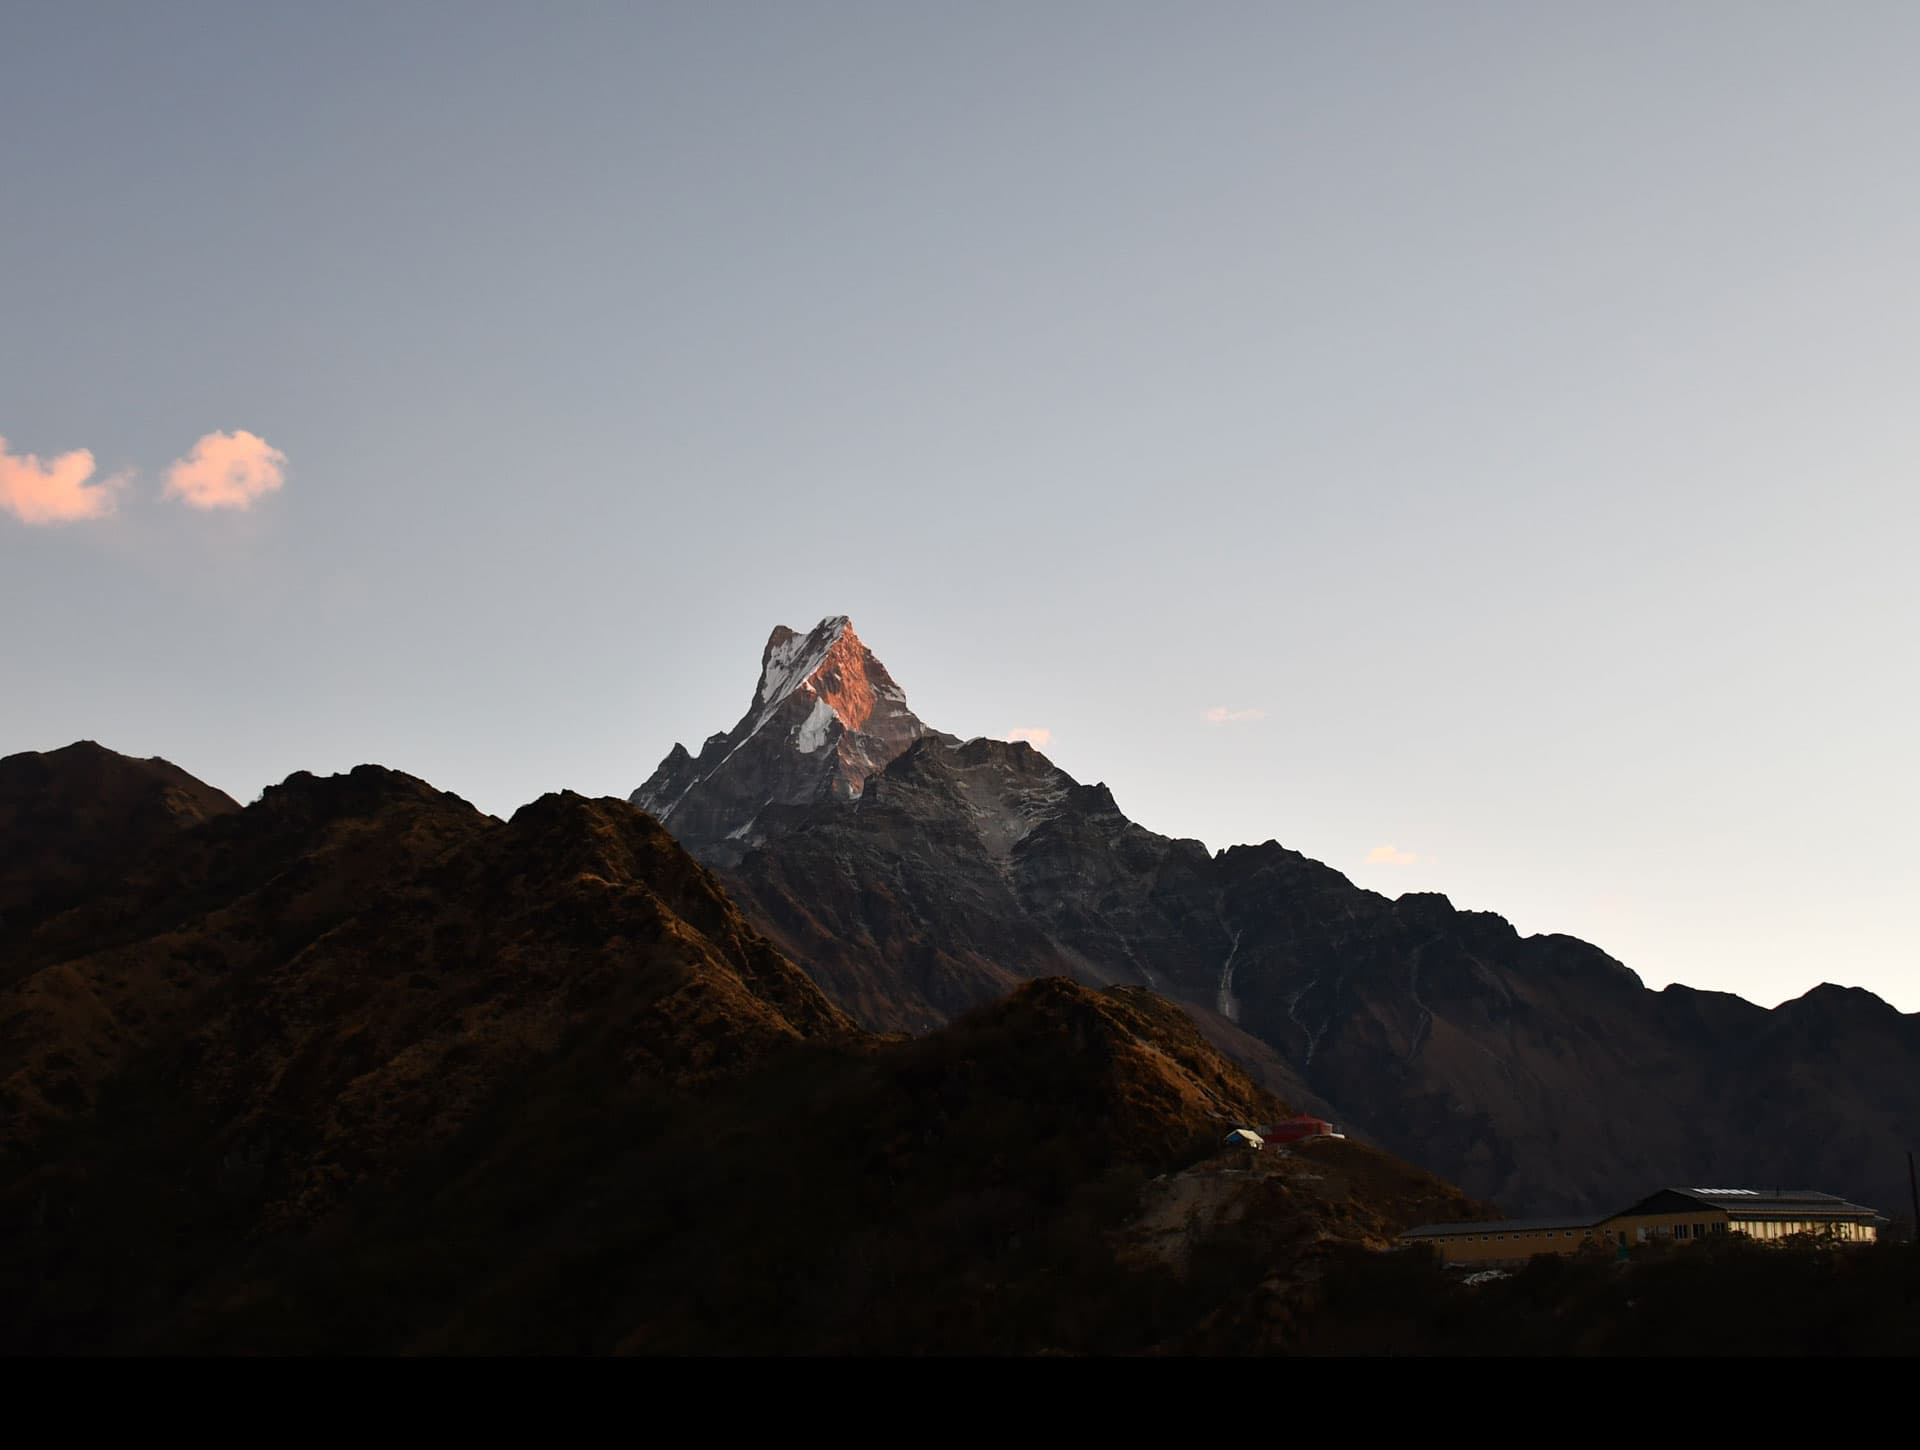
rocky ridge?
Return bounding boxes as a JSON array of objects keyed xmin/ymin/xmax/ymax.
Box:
[{"xmin": 633, "ymin": 618, "xmax": 1920, "ymax": 1218}]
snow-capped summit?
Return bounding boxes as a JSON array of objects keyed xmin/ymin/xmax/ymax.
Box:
[
  {"xmin": 632, "ymin": 616, "xmax": 940, "ymax": 864},
  {"xmin": 753, "ymin": 616, "xmax": 852, "ymax": 713}
]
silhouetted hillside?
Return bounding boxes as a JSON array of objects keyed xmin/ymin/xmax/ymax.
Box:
[
  {"xmin": 0, "ymin": 746, "xmax": 1478, "ymax": 1354},
  {"xmin": 0, "ymin": 741, "xmax": 237, "ymax": 943}
]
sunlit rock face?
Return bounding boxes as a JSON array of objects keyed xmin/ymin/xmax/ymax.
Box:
[{"xmin": 632, "ymin": 616, "xmax": 942, "ymax": 866}]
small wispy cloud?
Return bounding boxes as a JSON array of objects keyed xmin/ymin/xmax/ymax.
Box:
[
  {"xmin": 1365, "ymin": 845, "xmax": 1418, "ymax": 866},
  {"xmin": 1007, "ymin": 727, "xmax": 1052, "ymax": 749},
  {"xmin": 164, "ymin": 430, "xmax": 287, "ymax": 511},
  {"xmin": 0, "ymin": 435, "xmax": 128, "ymax": 525},
  {"xmin": 1204, "ymin": 706, "xmax": 1267, "ymax": 724}
]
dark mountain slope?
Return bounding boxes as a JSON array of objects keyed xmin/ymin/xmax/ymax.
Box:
[
  {"xmin": 32, "ymin": 977, "xmax": 1476, "ymax": 1357},
  {"xmin": 0, "ymin": 741, "xmax": 238, "ymax": 941},
  {"xmin": 0, "ymin": 764, "xmax": 494, "ymax": 1159},
  {"xmin": 636, "ymin": 618, "xmax": 1920, "ymax": 1219},
  {"xmin": 0, "ymin": 746, "xmax": 1475, "ymax": 1354}
]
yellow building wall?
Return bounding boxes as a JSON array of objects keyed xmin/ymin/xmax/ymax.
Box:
[
  {"xmin": 1726, "ymin": 1216, "xmax": 1876, "ymax": 1242},
  {"xmin": 1594, "ymin": 1207, "xmax": 1731, "ymax": 1245},
  {"xmin": 1413, "ymin": 1206, "xmax": 1880, "ymax": 1262}
]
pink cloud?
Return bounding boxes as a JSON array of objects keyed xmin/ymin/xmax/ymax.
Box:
[
  {"xmin": 164, "ymin": 430, "xmax": 287, "ymax": 511},
  {"xmin": 1007, "ymin": 727, "xmax": 1052, "ymax": 749},
  {"xmin": 1365, "ymin": 845, "xmax": 1418, "ymax": 866},
  {"xmin": 1204, "ymin": 706, "xmax": 1267, "ymax": 724},
  {"xmin": 0, "ymin": 435, "xmax": 127, "ymax": 525}
]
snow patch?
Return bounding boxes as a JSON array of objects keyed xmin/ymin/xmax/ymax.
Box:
[
  {"xmin": 1287, "ymin": 974, "xmax": 1329, "ymax": 1066},
  {"xmin": 1217, "ymin": 929, "xmax": 1244, "ymax": 1022},
  {"xmin": 793, "ymin": 696, "xmax": 837, "ymax": 754},
  {"xmin": 638, "ymin": 773, "xmax": 701, "ymax": 824},
  {"xmin": 756, "ymin": 617, "xmax": 848, "ymax": 710},
  {"xmin": 1406, "ymin": 935, "xmax": 1440, "ymax": 1064}
]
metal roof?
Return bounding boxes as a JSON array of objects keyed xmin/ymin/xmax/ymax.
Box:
[
  {"xmin": 1641, "ymin": 1187, "xmax": 1880, "ymax": 1218},
  {"xmin": 1402, "ymin": 1216, "xmax": 1601, "ymax": 1238}
]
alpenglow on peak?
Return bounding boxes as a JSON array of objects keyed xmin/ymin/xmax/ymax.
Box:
[{"xmin": 631, "ymin": 616, "xmax": 941, "ymax": 864}]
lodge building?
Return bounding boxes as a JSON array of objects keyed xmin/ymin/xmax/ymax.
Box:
[{"xmin": 1402, "ymin": 1186, "xmax": 1886, "ymax": 1267}]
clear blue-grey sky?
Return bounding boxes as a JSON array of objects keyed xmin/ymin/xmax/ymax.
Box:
[{"xmin": 4, "ymin": 3, "xmax": 1915, "ymax": 1010}]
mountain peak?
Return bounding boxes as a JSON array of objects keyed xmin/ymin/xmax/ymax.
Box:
[
  {"xmin": 753, "ymin": 615, "xmax": 857, "ymax": 714},
  {"xmin": 632, "ymin": 616, "xmax": 938, "ymax": 864}
]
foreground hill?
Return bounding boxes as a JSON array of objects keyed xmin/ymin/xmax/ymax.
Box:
[
  {"xmin": 0, "ymin": 745, "xmax": 1478, "ymax": 1354},
  {"xmin": 635, "ymin": 618, "xmax": 1920, "ymax": 1217},
  {"xmin": 0, "ymin": 741, "xmax": 238, "ymax": 943}
]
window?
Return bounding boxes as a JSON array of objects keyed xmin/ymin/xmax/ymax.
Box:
[
  {"xmin": 1695, "ymin": 1223, "xmax": 1706, "ymax": 1237},
  {"xmin": 1675, "ymin": 1224, "xmax": 1690, "ymax": 1240}
]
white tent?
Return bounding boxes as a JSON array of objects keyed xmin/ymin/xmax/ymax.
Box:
[{"xmin": 1225, "ymin": 1128, "xmax": 1265, "ymax": 1150}]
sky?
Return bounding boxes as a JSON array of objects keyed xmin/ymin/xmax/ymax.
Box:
[{"xmin": 4, "ymin": 3, "xmax": 1916, "ymax": 1012}]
